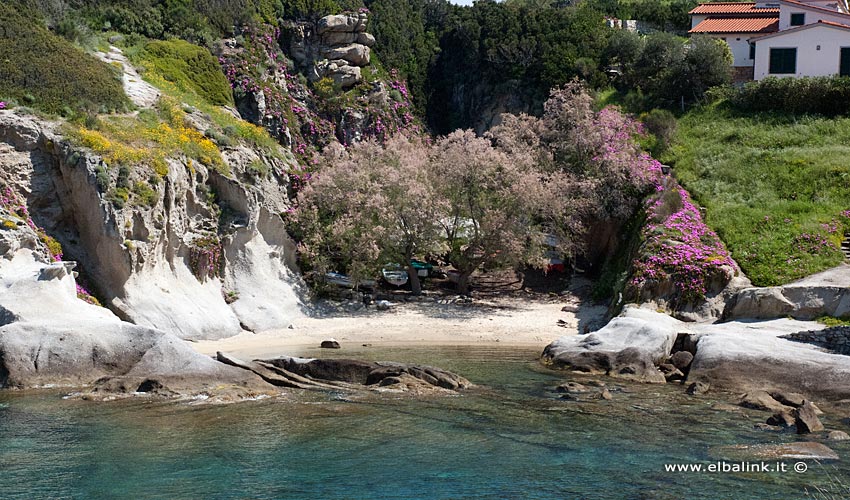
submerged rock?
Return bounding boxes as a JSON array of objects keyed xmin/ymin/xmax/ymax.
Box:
[
  {"xmin": 255, "ymin": 356, "xmax": 471, "ymax": 392},
  {"xmin": 711, "ymin": 442, "xmax": 839, "ymax": 461},
  {"xmin": 827, "ymin": 430, "xmax": 850, "ymax": 441}
]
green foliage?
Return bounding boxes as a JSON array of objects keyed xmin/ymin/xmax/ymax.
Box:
[
  {"xmin": 136, "ymin": 40, "xmax": 234, "ymax": 106},
  {"xmin": 730, "ymin": 76, "xmax": 850, "ymax": 116},
  {"xmin": 0, "ymin": 4, "xmax": 129, "ymax": 116},
  {"xmin": 817, "ymin": 315, "xmax": 850, "ymax": 327},
  {"xmin": 422, "ymin": 1, "xmax": 611, "ymax": 133},
  {"xmin": 107, "ymin": 187, "xmax": 130, "ymax": 209},
  {"xmin": 609, "ymin": 33, "xmax": 732, "ymax": 112},
  {"xmin": 132, "ymin": 181, "xmax": 158, "ymax": 207},
  {"xmin": 663, "ymin": 105, "xmax": 850, "ymax": 286},
  {"xmin": 641, "ymin": 108, "xmax": 677, "ymax": 156},
  {"xmin": 279, "ymin": 0, "xmax": 342, "ymax": 19},
  {"xmin": 247, "ymin": 159, "xmax": 271, "ymax": 179}
]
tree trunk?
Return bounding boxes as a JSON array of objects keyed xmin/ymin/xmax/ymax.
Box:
[
  {"xmin": 407, "ymin": 262, "xmax": 422, "ymax": 295},
  {"xmin": 457, "ymin": 271, "xmax": 472, "ymax": 296}
]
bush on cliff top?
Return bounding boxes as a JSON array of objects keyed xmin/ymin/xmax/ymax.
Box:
[
  {"xmin": 0, "ymin": 4, "xmax": 129, "ymax": 115},
  {"xmin": 136, "ymin": 40, "xmax": 234, "ymax": 106}
]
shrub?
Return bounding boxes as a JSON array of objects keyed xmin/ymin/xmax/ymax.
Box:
[
  {"xmin": 642, "ymin": 108, "xmax": 677, "ymax": 155},
  {"xmin": 137, "ymin": 39, "xmax": 234, "ymax": 106},
  {"xmin": 730, "ymin": 76, "xmax": 850, "ymax": 116},
  {"xmin": 132, "ymin": 181, "xmax": 158, "ymax": 207},
  {"xmin": 0, "ymin": 4, "xmax": 129, "ymax": 115}
]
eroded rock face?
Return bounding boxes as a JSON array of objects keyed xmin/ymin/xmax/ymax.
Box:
[
  {"xmin": 0, "ymin": 249, "xmax": 260, "ymax": 392},
  {"xmin": 288, "ymin": 12, "xmax": 374, "ymax": 88},
  {"xmin": 0, "ymin": 109, "xmax": 305, "ymax": 341}
]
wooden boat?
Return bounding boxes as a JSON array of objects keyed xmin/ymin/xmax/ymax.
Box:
[{"xmin": 381, "ymin": 264, "xmax": 409, "ymax": 287}]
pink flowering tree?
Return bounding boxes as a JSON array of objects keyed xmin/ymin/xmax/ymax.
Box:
[
  {"xmin": 431, "ymin": 130, "xmax": 547, "ymax": 294},
  {"xmin": 290, "ymin": 134, "xmax": 446, "ymax": 294}
]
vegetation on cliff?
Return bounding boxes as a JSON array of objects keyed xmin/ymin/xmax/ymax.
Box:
[
  {"xmin": 0, "ymin": 4, "xmax": 129, "ymax": 115},
  {"xmin": 290, "ymin": 83, "xmax": 662, "ymax": 294},
  {"xmin": 663, "ymin": 104, "xmax": 850, "ymax": 286}
]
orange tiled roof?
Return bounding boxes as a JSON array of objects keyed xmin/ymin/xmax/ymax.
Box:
[
  {"xmin": 689, "ymin": 2, "xmax": 780, "ymax": 15},
  {"xmin": 689, "ymin": 17, "xmax": 780, "ymax": 33}
]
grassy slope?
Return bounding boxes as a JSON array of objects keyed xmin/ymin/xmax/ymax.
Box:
[
  {"xmin": 0, "ymin": 4, "xmax": 129, "ymax": 115},
  {"xmin": 662, "ymin": 104, "xmax": 850, "ymax": 286}
]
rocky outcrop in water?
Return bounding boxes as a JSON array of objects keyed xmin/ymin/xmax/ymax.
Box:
[
  {"xmin": 216, "ymin": 352, "xmax": 471, "ymax": 394},
  {"xmin": 542, "ymin": 305, "xmax": 850, "ymax": 400},
  {"xmin": 0, "ymin": 239, "xmax": 261, "ymax": 392}
]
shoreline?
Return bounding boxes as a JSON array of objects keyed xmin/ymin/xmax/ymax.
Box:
[{"xmin": 192, "ymin": 295, "xmax": 606, "ymax": 360}]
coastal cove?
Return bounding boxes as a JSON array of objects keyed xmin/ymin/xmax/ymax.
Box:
[{"xmin": 2, "ymin": 345, "xmax": 849, "ymax": 500}]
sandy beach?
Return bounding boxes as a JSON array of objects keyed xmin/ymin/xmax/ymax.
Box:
[{"xmin": 192, "ymin": 292, "xmax": 608, "ymax": 359}]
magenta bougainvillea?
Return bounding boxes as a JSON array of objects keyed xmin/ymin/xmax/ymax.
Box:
[
  {"xmin": 629, "ymin": 179, "xmax": 737, "ymax": 303},
  {"xmin": 189, "ymin": 235, "xmax": 224, "ymax": 281}
]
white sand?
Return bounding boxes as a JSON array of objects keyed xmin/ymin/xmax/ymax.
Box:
[{"xmin": 192, "ymin": 295, "xmax": 608, "ymax": 360}]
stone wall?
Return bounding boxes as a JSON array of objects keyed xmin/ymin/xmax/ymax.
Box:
[{"xmin": 783, "ymin": 326, "xmax": 850, "ymax": 355}]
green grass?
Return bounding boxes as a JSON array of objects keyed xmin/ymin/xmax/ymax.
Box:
[
  {"xmin": 133, "ymin": 39, "xmax": 234, "ymax": 106},
  {"xmin": 662, "ymin": 103, "xmax": 850, "ymax": 286},
  {"xmin": 0, "ymin": 4, "xmax": 129, "ymax": 115}
]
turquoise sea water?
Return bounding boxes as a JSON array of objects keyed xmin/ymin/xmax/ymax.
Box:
[{"xmin": 1, "ymin": 346, "xmax": 848, "ymax": 499}]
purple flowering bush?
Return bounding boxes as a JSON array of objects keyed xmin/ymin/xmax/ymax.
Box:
[
  {"xmin": 628, "ymin": 178, "xmax": 738, "ymax": 304},
  {"xmin": 189, "ymin": 235, "xmax": 224, "ymax": 281},
  {"xmin": 218, "ymin": 23, "xmax": 420, "ymax": 193},
  {"xmin": 1, "ymin": 186, "xmax": 63, "ymax": 261}
]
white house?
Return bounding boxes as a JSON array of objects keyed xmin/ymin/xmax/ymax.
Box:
[
  {"xmin": 689, "ymin": 2, "xmax": 780, "ymax": 81},
  {"xmin": 690, "ymin": 0, "xmax": 850, "ymax": 81},
  {"xmin": 752, "ymin": 20, "xmax": 850, "ymax": 79}
]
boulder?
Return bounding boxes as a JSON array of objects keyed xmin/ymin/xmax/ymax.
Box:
[
  {"xmin": 725, "ymin": 266, "xmax": 850, "ymax": 321},
  {"xmin": 689, "ymin": 320, "xmax": 850, "ymax": 400},
  {"xmin": 769, "ymin": 391, "xmax": 807, "ymax": 408},
  {"xmin": 542, "ymin": 307, "xmax": 680, "ymax": 384},
  {"xmin": 687, "ymin": 381, "xmax": 710, "ymax": 395},
  {"xmin": 320, "ymin": 339, "xmax": 341, "ymax": 349},
  {"xmin": 738, "ymin": 391, "xmax": 794, "ymax": 413},
  {"xmin": 322, "ymin": 44, "xmax": 371, "ymax": 67},
  {"xmin": 827, "ymin": 430, "xmax": 850, "ymax": 441},
  {"xmin": 795, "ymin": 401, "xmax": 825, "ymax": 434},
  {"xmin": 356, "ymin": 32, "xmax": 376, "ymax": 47},
  {"xmin": 766, "ymin": 411, "xmax": 796, "ymax": 428},
  {"xmin": 670, "ymin": 351, "xmax": 694, "ymax": 371},
  {"xmin": 262, "ymin": 356, "xmax": 470, "ymax": 390},
  {"xmin": 665, "ymin": 368, "xmax": 685, "ymax": 383},
  {"xmin": 600, "ymin": 387, "xmax": 613, "ymax": 400},
  {"xmin": 556, "ymin": 382, "xmax": 589, "ymax": 394},
  {"xmin": 316, "ymin": 13, "xmax": 368, "ymax": 35}
]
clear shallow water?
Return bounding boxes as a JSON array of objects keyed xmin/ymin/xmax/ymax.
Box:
[{"xmin": 1, "ymin": 346, "xmax": 848, "ymax": 500}]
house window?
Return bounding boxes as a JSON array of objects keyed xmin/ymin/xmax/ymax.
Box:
[
  {"xmin": 841, "ymin": 47, "xmax": 850, "ymax": 77},
  {"xmin": 790, "ymin": 13, "xmax": 805, "ymax": 25},
  {"xmin": 750, "ymin": 43, "xmax": 756, "ymax": 60},
  {"xmin": 769, "ymin": 48, "xmax": 797, "ymax": 74}
]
